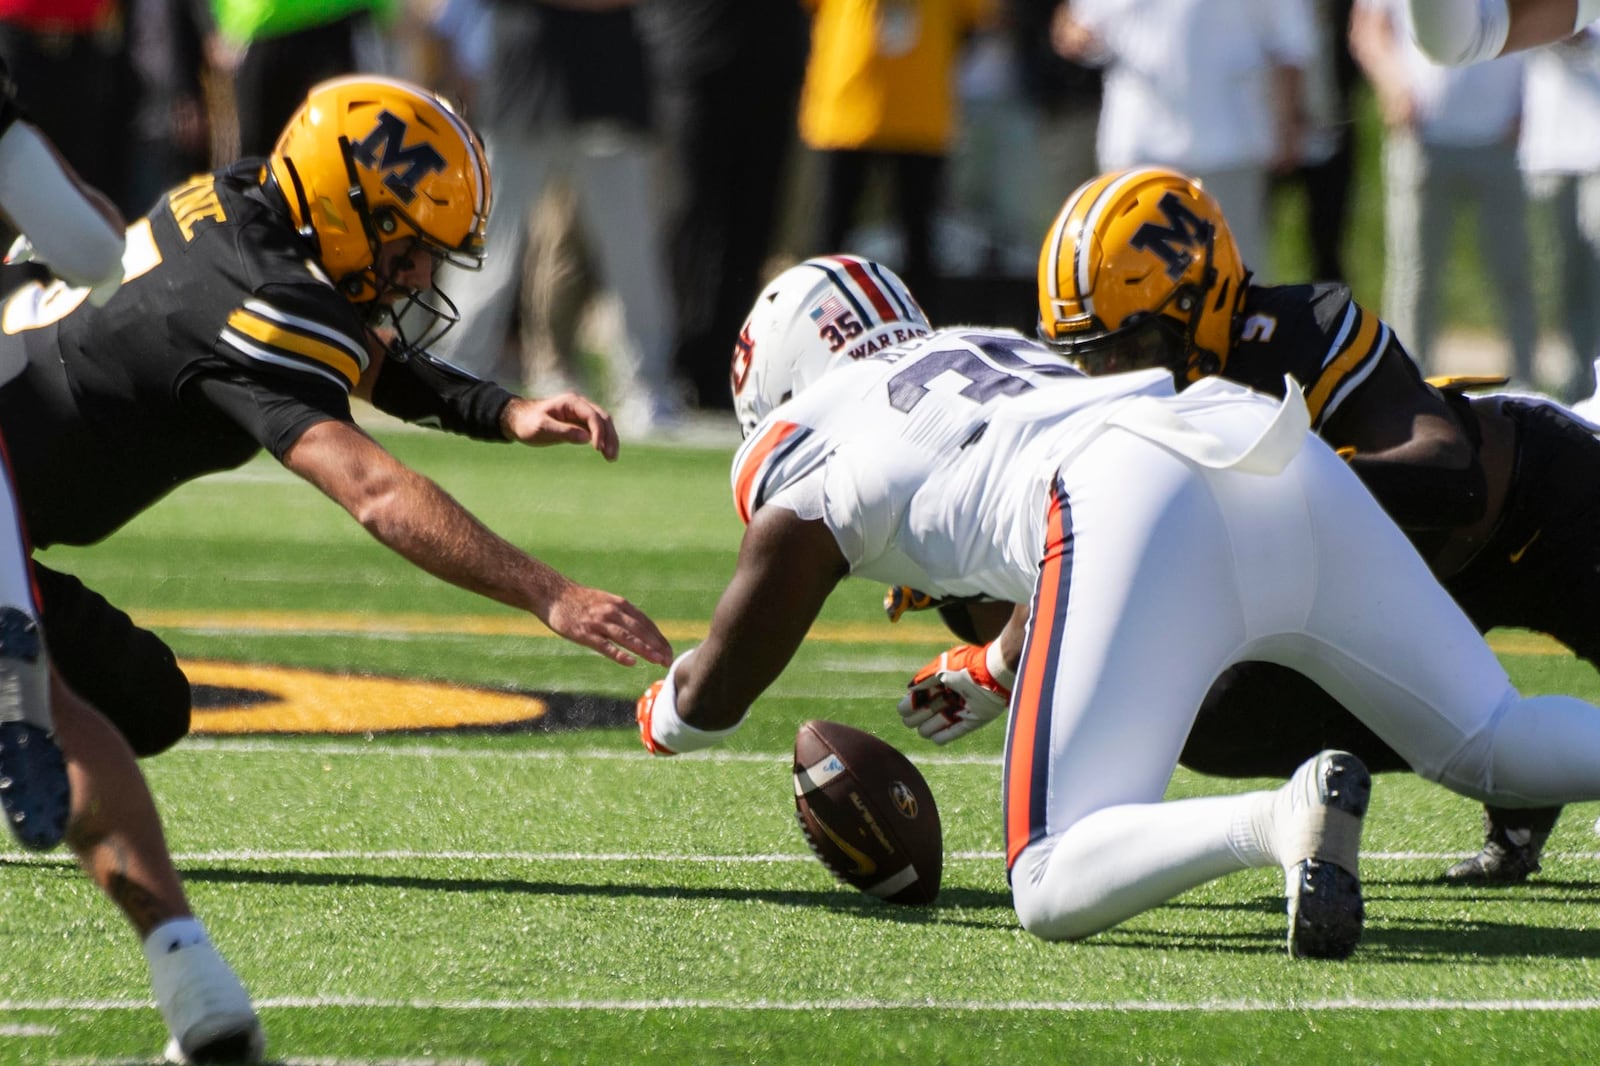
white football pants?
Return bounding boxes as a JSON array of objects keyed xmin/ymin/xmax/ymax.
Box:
[{"xmin": 1005, "ymin": 394, "xmax": 1600, "ymax": 941}]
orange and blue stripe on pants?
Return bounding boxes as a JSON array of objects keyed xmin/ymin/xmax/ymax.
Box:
[{"xmin": 1004, "ymin": 476, "xmax": 1075, "ymax": 873}]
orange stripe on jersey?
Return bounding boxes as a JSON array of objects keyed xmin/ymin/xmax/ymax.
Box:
[
  {"xmin": 732, "ymin": 420, "xmax": 803, "ymax": 525},
  {"xmin": 1005, "ymin": 481, "xmax": 1073, "ymax": 871},
  {"xmin": 1304, "ymin": 305, "xmax": 1381, "ymax": 424},
  {"xmin": 835, "ymin": 256, "xmax": 898, "ymax": 321}
]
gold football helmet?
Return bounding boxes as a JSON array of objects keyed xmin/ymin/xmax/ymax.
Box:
[
  {"xmin": 268, "ymin": 75, "xmax": 491, "ymax": 352},
  {"xmin": 1036, "ymin": 167, "xmax": 1248, "ymax": 383}
]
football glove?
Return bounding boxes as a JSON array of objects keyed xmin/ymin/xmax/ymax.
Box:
[
  {"xmin": 636, "ymin": 679, "xmax": 676, "ymax": 756},
  {"xmin": 884, "ymin": 585, "xmax": 938, "ymax": 623},
  {"xmin": 898, "ymin": 641, "xmax": 1016, "ymax": 745},
  {"xmin": 636, "ymin": 648, "xmax": 744, "ymax": 756}
]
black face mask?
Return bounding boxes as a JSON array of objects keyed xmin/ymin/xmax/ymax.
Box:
[
  {"xmin": 360, "ymin": 238, "xmax": 463, "ymax": 361},
  {"xmin": 1049, "ymin": 314, "xmax": 1190, "ymax": 377}
]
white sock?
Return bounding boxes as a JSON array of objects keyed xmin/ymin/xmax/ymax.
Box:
[
  {"xmin": 1227, "ymin": 790, "xmax": 1283, "ymax": 869},
  {"xmin": 142, "ymin": 917, "xmax": 209, "ymax": 967}
]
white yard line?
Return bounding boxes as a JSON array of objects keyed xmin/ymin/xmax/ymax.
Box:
[
  {"xmin": 52, "ymin": 1058, "xmax": 485, "ymax": 1066},
  {"xmin": 0, "ymin": 847, "xmax": 1568, "ymax": 865},
  {"xmin": 172, "ymin": 737, "xmax": 1004, "ymax": 764},
  {"xmin": 9, "ymin": 995, "xmax": 1600, "ymax": 1015}
]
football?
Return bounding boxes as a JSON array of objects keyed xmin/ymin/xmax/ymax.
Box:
[{"xmin": 792, "ymin": 719, "xmax": 942, "ymax": 905}]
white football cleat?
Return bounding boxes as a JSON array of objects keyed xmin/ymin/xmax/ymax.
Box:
[
  {"xmin": 149, "ymin": 937, "xmax": 264, "ymax": 1063},
  {"xmin": 1270, "ymin": 749, "xmax": 1371, "ymax": 960}
]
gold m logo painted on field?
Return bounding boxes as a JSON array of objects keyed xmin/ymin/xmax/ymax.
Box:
[{"xmin": 181, "ymin": 660, "xmax": 633, "ymax": 735}]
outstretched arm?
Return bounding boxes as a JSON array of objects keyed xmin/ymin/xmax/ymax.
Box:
[
  {"xmin": 282, "ymin": 418, "xmax": 672, "ymax": 666},
  {"xmin": 675, "ymin": 505, "xmax": 850, "ymax": 729},
  {"xmin": 637, "ymin": 504, "xmax": 849, "ymax": 754},
  {"xmin": 357, "ymin": 341, "xmax": 620, "ymax": 458}
]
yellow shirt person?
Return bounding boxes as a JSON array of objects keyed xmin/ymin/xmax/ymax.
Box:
[{"xmin": 800, "ymin": 0, "xmax": 996, "ymax": 153}]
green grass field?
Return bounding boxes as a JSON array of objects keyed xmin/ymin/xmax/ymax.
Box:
[{"xmin": 5, "ymin": 427, "xmax": 1600, "ymax": 1065}]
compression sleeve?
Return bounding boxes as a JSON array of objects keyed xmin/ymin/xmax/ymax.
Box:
[
  {"xmin": 368, "ymin": 350, "xmax": 517, "ymax": 442},
  {"xmin": 1407, "ymin": 0, "xmax": 1510, "ymax": 66}
]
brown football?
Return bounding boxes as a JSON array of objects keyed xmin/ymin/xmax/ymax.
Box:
[{"xmin": 792, "ymin": 719, "xmax": 942, "ymax": 905}]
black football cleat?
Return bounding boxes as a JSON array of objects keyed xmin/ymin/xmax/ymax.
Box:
[
  {"xmin": 0, "ymin": 606, "xmax": 69, "ymax": 851},
  {"xmin": 1442, "ymin": 805, "xmax": 1557, "ymax": 886},
  {"xmin": 1281, "ymin": 750, "xmax": 1371, "ymax": 960}
]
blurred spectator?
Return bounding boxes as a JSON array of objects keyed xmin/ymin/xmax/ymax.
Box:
[
  {"xmin": 1520, "ymin": 28, "xmax": 1600, "ymax": 400},
  {"xmin": 210, "ymin": 0, "xmax": 391, "ymax": 158},
  {"xmin": 799, "ymin": 0, "xmax": 996, "ymax": 310},
  {"xmin": 1018, "ymin": 0, "xmax": 1101, "ymax": 223},
  {"xmin": 935, "ymin": 1, "xmax": 1101, "ymax": 332},
  {"xmin": 638, "ymin": 0, "xmax": 809, "ymax": 413},
  {"xmin": 1351, "ymin": 0, "xmax": 1537, "ymax": 384},
  {"xmin": 522, "ymin": 180, "xmax": 594, "ymax": 399},
  {"xmin": 947, "ymin": 23, "xmax": 1038, "ymax": 276},
  {"xmin": 433, "ymin": 0, "xmax": 681, "ymax": 436},
  {"xmin": 1276, "ymin": 0, "xmax": 1358, "ymax": 281},
  {"xmin": 0, "ymin": 0, "xmax": 138, "ymax": 217},
  {"xmin": 1053, "ymin": 0, "xmax": 1314, "ymax": 276},
  {"xmin": 126, "ymin": 0, "xmax": 211, "ymax": 213},
  {"xmin": 406, "ymin": 0, "xmax": 489, "ymax": 109}
]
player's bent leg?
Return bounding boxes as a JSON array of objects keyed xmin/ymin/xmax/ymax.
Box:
[
  {"xmin": 51, "ymin": 674, "xmax": 192, "ymax": 932},
  {"xmin": 0, "ymin": 605, "xmax": 69, "ymax": 850},
  {"xmin": 51, "ymin": 678, "xmax": 264, "ymax": 1062},
  {"xmin": 1431, "ymin": 691, "xmax": 1600, "ymax": 806},
  {"xmin": 1008, "ymin": 792, "xmax": 1269, "ymax": 943},
  {"xmin": 1010, "ymin": 751, "xmax": 1369, "ymax": 959},
  {"xmin": 37, "ymin": 565, "xmax": 191, "ymax": 756}
]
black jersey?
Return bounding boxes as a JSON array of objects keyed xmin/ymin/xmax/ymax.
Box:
[
  {"xmin": 1222, "ymin": 281, "xmax": 1403, "ymax": 431},
  {"xmin": 0, "ymin": 161, "xmax": 369, "ymax": 547}
]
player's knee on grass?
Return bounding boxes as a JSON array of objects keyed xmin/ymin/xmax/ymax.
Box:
[
  {"xmin": 1008, "ymin": 839, "xmax": 1105, "ymax": 943},
  {"xmin": 36, "ymin": 567, "xmax": 191, "ymax": 756}
]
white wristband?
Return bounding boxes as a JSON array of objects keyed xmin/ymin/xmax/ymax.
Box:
[
  {"xmin": 648, "ymin": 647, "xmax": 746, "ymax": 754},
  {"xmin": 985, "ymin": 640, "xmax": 1016, "ymax": 691}
]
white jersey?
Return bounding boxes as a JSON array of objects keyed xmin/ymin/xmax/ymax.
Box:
[
  {"xmin": 723, "ymin": 328, "xmax": 1600, "ymax": 949},
  {"xmin": 731, "ymin": 328, "xmax": 1177, "ymax": 603}
]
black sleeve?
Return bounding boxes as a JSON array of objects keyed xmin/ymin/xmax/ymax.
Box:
[
  {"xmin": 369, "ymin": 349, "xmax": 516, "ymax": 442},
  {"xmin": 188, "ymin": 367, "xmax": 354, "ymax": 460}
]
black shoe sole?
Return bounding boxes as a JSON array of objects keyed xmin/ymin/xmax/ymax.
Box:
[
  {"xmin": 1287, "ymin": 858, "xmax": 1364, "ymax": 959},
  {"xmin": 184, "ymin": 1028, "xmax": 261, "ymax": 1064},
  {"xmin": 0, "ymin": 721, "xmax": 68, "ymax": 851},
  {"xmin": 1286, "ymin": 752, "xmax": 1370, "ymax": 960}
]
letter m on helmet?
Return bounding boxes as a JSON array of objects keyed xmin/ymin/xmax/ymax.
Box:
[
  {"xmin": 1128, "ymin": 192, "xmax": 1212, "ymax": 280},
  {"xmin": 349, "ymin": 110, "xmax": 447, "ymax": 205}
]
